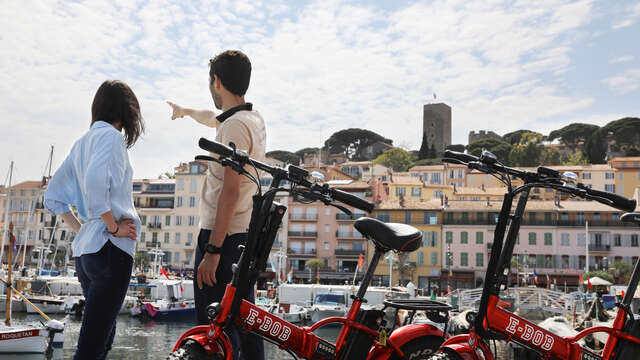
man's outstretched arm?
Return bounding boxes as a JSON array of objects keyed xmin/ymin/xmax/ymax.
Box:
[{"xmin": 167, "ymin": 101, "xmax": 220, "ymax": 128}]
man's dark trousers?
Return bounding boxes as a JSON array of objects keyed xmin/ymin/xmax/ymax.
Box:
[
  {"xmin": 74, "ymin": 240, "xmax": 132, "ymax": 360},
  {"xmin": 194, "ymin": 229, "xmax": 264, "ymax": 360}
]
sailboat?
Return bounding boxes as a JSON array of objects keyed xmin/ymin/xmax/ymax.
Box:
[{"xmin": 0, "ymin": 163, "xmax": 65, "ymax": 354}]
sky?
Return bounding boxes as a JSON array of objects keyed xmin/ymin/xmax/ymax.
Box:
[{"xmin": 1, "ymin": 0, "xmax": 639, "ymax": 183}]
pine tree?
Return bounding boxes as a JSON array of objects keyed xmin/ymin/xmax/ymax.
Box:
[{"xmin": 418, "ymin": 132, "xmax": 430, "ymax": 159}]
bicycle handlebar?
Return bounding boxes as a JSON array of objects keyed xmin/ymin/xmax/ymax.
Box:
[
  {"xmin": 198, "ymin": 137, "xmax": 375, "ymax": 213},
  {"xmin": 442, "ymin": 150, "xmax": 637, "ymax": 213}
]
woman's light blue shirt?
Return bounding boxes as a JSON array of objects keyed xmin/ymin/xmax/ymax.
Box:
[{"xmin": 44, "ymin": 121, "xmax": 140, "ymax": 258}]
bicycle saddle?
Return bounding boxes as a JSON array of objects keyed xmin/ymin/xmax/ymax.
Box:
[{"xmin": 354, "ymin": 217, "xmax": 422, "ymax": 252}]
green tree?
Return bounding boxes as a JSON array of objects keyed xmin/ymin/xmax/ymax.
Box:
[
  {"xmin": 467, "ymin": 138, "xmax": 512, "ymax": 164},
  {"xmin": 324, "ymin": 128, "xmax": 393, "ymax": 161},
  {"xmin": 548, "ymin": 123, "xmax": 600, "ymax": 146},
  {"xmin": 418, "ymin": 132, "xmax": 430, "ymax": 159},
  {"xmin": 428, "ymin": 144, "xmax": 437, "ymax": 158},
  {"xmin": 539, "ymin": 147, "xmax": 562, "ymax": 165},
  {"xmin": 305, "ymin": 258, "xmax": 325, "ymax": 283},
  {"xmin": 135, "ymin": 251, "xmax": 150, "ymax": 270},
  {"xmin": 266, "ymin": 150, "xmax": 299, "ymax": 165},
  {"xmin": 563, "ymin": 150, "xmax": 589, "ymax": 165},
  {"xmin": 503, "ymin": 130, "xmax": 542, "ymax": 145},
  {"xmin": 410, "ymin": 158, "xmax": 443, "ymax": 167},
  {"xmin": 608, "ymin": 260, "xmax": 633, "ymax": 284},
  {"xmin": 374, "ymin": 148, "xmax": 412, "ymax": 172},
  {"xmin": 585, "ymin": 117, "xmax": 640, "ymax": 163},
  {"xmin": 509, "ymin": 132, "xmax": 544, "ymax": 166},
  {"xmin": 295, "ymin": 147, "xmax": 319, "ymax": 159}
]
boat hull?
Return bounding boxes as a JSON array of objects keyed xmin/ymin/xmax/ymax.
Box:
[{"xmin": 0, "ymin": 327, "xmax": 47, "ymax": 353}]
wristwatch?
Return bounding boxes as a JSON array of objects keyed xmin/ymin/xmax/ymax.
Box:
[{"xmin": 205, "ymin": 243, "xmax": 222, "ymax": 254}]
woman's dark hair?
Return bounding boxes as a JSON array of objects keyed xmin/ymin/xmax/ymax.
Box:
[
  {"xmin": 209, "ymin": 50, "xmax": 251, "ymax": 96},
  {"xmin": 91, "ymin": 80, "xmax": 144, "ymax": 148}
]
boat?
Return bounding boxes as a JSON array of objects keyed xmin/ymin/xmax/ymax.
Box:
[
  {"xmin": 272, "ymin": 303, "xmax": 308, "ymax": 324},
  {"xmin": 309, "ymin": 292, "xmax": 347, "ymax": 324},
  {"xmin": 132, "ymin": 279, "xmax": 195, "ymax": 320}
]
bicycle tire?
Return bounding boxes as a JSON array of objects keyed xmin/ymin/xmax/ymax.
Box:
[
  {"xmin": 425, "ymin": 350, "xmax": 464, "ymax": 360},
  {"xmin": 389, "ymin": 335, "xmax": 444, "ymax": 360},
  {"xmin": 167, "ymin": 340, "xmax": 222, "ymax": 360}
]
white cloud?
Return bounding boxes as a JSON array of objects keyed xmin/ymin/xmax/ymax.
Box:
[
  {"xmin": 0, "ymin": 0, "xmax": 604, "ymax": 182},
  {"xmin": 602, "ymin": 69, "xmax": 640, "ymax": 94},
  {"xmin": 610, "ymin": 55, "xmax": 635, "ymax": 64},
  {"xmin": 612, "ymin": 2, "xmax": 640, "ymax": 29}
]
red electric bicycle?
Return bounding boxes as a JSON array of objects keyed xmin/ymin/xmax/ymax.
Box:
[
  {"xmin": 428, "ymin": 149, "xmax": 640, "ymax": 360},
  {"xmin": 169, "ymin": 138, "xmax": 452, "ymax": 359}
]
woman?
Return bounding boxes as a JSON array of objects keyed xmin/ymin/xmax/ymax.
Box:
[{"xmin": 44, "ymin": 80, "xmax": 144, "ymax": 360}]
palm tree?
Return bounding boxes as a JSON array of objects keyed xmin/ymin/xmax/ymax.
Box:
[
  {"xmin": 393, "ymin": 253, "xmax": 416, "ymax": 286},
  {"xmin": 305, "ymin": 258, "xmax": 324, "ymax": 283}
]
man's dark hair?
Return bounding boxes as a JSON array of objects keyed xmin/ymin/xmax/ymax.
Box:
[
  {"xmin": 91, "ymin": 80, "xmax": 145, "ymax": 148},
  {"xmin": 209, "ymin": 50, "xmax": 252, "ymax": 96}
]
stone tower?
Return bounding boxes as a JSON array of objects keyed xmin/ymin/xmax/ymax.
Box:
[{"xmin": 423, "ymin": 103, "xmax": 452, "ymax": 156}]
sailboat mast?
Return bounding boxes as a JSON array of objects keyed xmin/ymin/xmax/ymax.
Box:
[{"xmin": 1, "ymin": 161, "xmax": 14, "ymax": 264}]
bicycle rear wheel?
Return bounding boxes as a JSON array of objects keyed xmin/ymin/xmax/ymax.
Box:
[
  {"xmin": 167, "ymin": 340, "xmax": 224, "ymax": 360},
  {"xmin": 389, "ymin": 335, "xmax": 444, "ymax": 360}
]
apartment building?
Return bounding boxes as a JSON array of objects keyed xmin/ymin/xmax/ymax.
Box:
[
  {"xmin": 407, "ymin": 163, "xmax": 466, "ymax": 188},
  {"xmin": 610, "ymin": 157, "xmax": 640, "ymax": 198},
  {"xmin": 338, "ymin": 161, "xmax": 389, "ymax": 181},
  {"xmin": 287, "ymin": 180, "xmax": 370, "ymax": 283},
  {"xmin": 441, "ymin": 199, "xmax": 639, "ymax": 290},
  {"xmin": 371, "ymin": 199, "xmax": 443, "ymax": 290}
]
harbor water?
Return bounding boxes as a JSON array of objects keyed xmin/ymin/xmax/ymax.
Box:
[{"xmin": 10, "ymin": 313, "xmax": 339, "ymax": 359}]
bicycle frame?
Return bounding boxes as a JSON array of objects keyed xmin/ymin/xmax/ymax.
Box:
[
  {"xmin": 440, "ymin": 180, "xmax": 640, "ymax": 360},
  {"xmin": 172, "ymin": 158, "xmax": 446, "ymax": 359}
]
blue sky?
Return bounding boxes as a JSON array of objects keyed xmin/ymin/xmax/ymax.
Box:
[{"xmin": 1, "ymin": 0, "xmax": 639, "ymax": 183}]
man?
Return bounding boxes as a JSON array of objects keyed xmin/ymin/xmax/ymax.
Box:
[{"xmin": 168, "ymin": 50, "xmax": 265, "ymax": 360}]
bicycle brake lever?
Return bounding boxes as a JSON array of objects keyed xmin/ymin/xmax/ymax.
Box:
[
  {"xmin": 332, "ymin": 203, "xmax": 352, "ymax": 216},
  {"xmin": 195, "ymin": 155, "xmax": 222, "ymax": 164}
]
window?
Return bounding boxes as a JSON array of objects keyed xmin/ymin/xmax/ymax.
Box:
[
  {"xmin": 325, "ymin": 224, "xmax": 329, "ymax": 233},
  {"xmin": 187, "ymin": 233, "xmax": 193, "ymax": 245},
  {"xmin": 605, "ymin": 184, "xmax": 616, "ymax": 193},
  {"xmin": 476, "ymin": 232, "xmax": 483, "ymax": 244},
  {"xmin": 431, "ymin": 173, "xmax": 441, "ymax": 184},
  {"xmin": 619, "ymin": 173, "xmax": 624, "ymax": 181},
  {"xmin": 528, "ymin": 232, "xmax": 536, "ymax": 245},
  {"xmin": 177, "ymin": 179, "xmax": 184, "ymax": 190},
  {"xmin": 614, "ymin": 234, "xmax": 621, "ymax": 247},
  {"xmin": 561, "ymin": 233, "xmax": 570, "ymax": 246},
  {"xmin": 152, "ymin": 232, "xmax": 158, "ymax": 242},
  {"xmin": 605, "ymin": 172, "xmax": 614, "ymax": 179},
  {"xmin": 446, "ymin": 232, "xmax": 453, "ymax": 243},
  {"xmin": 632, "ymin": 235, "xmax": 639, "ymax": 247},
  {"xmin": 411, "ymin": 188, "xmax": 421, "ymax": 197},
  {"xmin": 189, "ymin": 196, "xmax": 196, "ymax": 207},
  {"xmin": 405, "ymin": 212, "xmax": 412, "ymax": 224},
  {"xmin": 175, "ymin": 216, "xmax": 182, "ymax": 226},
  {"xmin": 544, "ymin": 212, "xmax": 552, "ymax": 224},
  {"xmin": 461, "ymin": 252, "xmax": 468, "ymax": 266},
  {"xmin": 324, "ymin": 242, "xmax": 329, "ymax": 250},
  {"xmin": 175, "ymin": 233, "xmax": 181, "ymax": 244},
  {"xmin": 433, "ymin": 190, "xmax": 443, "ymax": 199},
  {"xmin": 576, "ymin": 212, "xmax": 585, "ymax": 225},
  {"xmin": 582, "ymin": 173, "xmax": 591, "ymax": 180},
  {"xmin": 417, "ymin": 252, "xmax": 424, "ymax": 265},
  {"xmin": 577, "ymin": 233, "xmax": 586, "ymax": 246},
  {"xmin": 476, "ymin": 253, "xmax": 484, "ymax": 267},
  {"xmin": 165, "ymin": 216, "xmax": 171, "ymax": 226},
  {"xmin": 176, "ymin": 197, "xmax": 183, "ymax": 207},
  {"xmin": 325, "ymin": 207, "xmax": 330, "ymax": 216},
  {"xmin": 188, "ymin": 216, "xmax": 195, "ymax": 226},
  {"xmin": 164, "ymin": 232, "xmax": 170, "ymax": 243},
  {"xmin": 431, "ymin": 252, "xmax": 438, "ymax": 265},
  {"xmin": 529, "ymin": 213, "xmax": 536, "ymax": 223},
  {"xmin": 396, "ymin": 187, "xmax": 406, "ymax": 196},
  {"xmin": 461, "ymin": 212, "xmax": 469, "ymax": 223},
  {"xmin": 190, "ymin": 164, "xmax": 199, "ymax": 174},
  {"xmin": 422, "ymin": 231, "xmax": 438, "ymax": 247},
  {"xmin": 561, "ymin": 213, "xmax": 568, "ymax": 221},
  {"xmin": 593, "ymin": 213, "xmax": 600, "ymax": 220},
  {"xmin": 423, "ymin": 212, "xmax": 438, "ymax": 224},
  {"xmin": 140, "ymin": 215, "xmax": 147, "ymax": 225},
  {"xmin": 544, "ymin": 233, "xmax": 552, "ymax": 246},
  {"xmin": 174, "ymin": 252, "xmax": 180, "ymax": 263},
  {"xmin": 461, "ymin": 232, "xmax": 468, "ymax": 244},
  {"xmin": 377, "ymin": 212, "xmax": 390, "ymax": 222},
  {"xmin": 190, "ymin": 179, "xmax": 197, "ymax": 193}
]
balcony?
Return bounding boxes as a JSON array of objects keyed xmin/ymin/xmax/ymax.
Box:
[
  {"xmin": 443, "ymin": 219, "xmax": 497, "ymax": 226},
  {"xmin": 290, "ymin": 214, "xmax": 318, "ymax": 221},
  {"xmin": 336, "ymin": 231, "xmax": 363, "ymax": 239},
  {"xmin": 145, "ymin": 242, "xmax": 161, "ymax": 248},
  {"xmin": 287, "ymin": 248, "xmax": 316, "ymax": 255},
  {"xmin": 588, "ymin": 244, "xmax": 611, "ymax": 252},
  {"xmin": 336, "ymin": 213, "xmax": 354, "ymax": 221},
  {"xmin": 556, "ymin": 220, "xmax": 635, "ymax": 227},
  {"xmin": 147, "ymin": 223, "xmax": 162, "ymax": 230},
  {"xmin": 288, "ymin": 231, "xmax": 317, "ymax": 238},
  {"xmin": 335, "ymin": 249, "xmax": 364, "ymax": 256}
]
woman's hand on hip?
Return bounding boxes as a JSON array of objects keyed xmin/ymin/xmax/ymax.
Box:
[{"xmin": 114, "ymin": 218, "xmax": 137, "ymax": 240}]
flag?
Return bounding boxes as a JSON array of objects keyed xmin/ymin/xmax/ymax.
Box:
[
  {"xmin": 180, "ymin": 283, "xmax": 184, "ymax": 292},
  {"xmin": 287, "ymin": 268, "xmax": 293, "ymax": 283},
  {"xmin": 533, "ymin": 268, "xmax": 539, "ymax": 285},
  {"xmin": 546, "ymin": 274, "xmax": 550, "ymax": 288},
  {"xmin": 280, "ymin": 272, "xmax": 284, "ymax": 281},
  {"xmin": 588, "ymin": 277, "xmax": 593, "ymax": 291},
  {"xmin": 160, "ymin": 267, "xmax": 169, "ymax": 280},
  {"xmin": 579, "ymin": 273, "xmax": 584, "ymax": 285},
  {"xmin": 357, "ymin": 253, "xmax": 364, "ymax": 269},
  {"xmin": 140, "ymin": 289, "xmax": 144, "ymax": 295},
  {"xmin": 11, "ymin": 233, "xmax": 17, "ymax": 252}
]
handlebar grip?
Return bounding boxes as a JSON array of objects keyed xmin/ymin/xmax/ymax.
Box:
[
  {"xmin": 584, "ymin": 187, "xmax": 637, "ymax": 212},
  {"xmin": 443, "ymin": 150, "xmax": 479, "ymax": 164},
  {"xmin": 330, "ymin": 189, "xmax": 375, "ymax": 213},
  {"xmin": 199, "ymin": 138, "xmax": 234, "ymax": 158}
]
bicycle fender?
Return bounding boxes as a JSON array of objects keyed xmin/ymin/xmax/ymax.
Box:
[
  {"xmin": 171, "ymin": 325, "xmax": 233, "ymax": 358},
  {"xmin": 387, "ymin": 323, "xmax": 445, "ymax": 348},
  {"xmin": 439, "ymin": 334, "xmax": 494, "ymax": 360}
]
